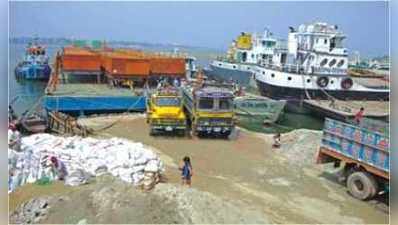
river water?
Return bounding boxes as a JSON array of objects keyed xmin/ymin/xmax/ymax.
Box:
[{"xmin": 9, "ymin": 43, "xmax": 323, "ymax": 133}]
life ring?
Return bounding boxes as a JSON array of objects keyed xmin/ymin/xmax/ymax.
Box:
[
  {"xmin": 341, "ymin": 78, "xmax": 353, "ymax": 89},
  {"xmin": 316, "ymin": 76, "xmax": 329, "ymax": 88}
]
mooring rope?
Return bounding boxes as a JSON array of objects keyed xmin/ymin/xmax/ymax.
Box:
[{"xmin": 85, "ymin": 94, "xmax": 147, "ymax": 133}]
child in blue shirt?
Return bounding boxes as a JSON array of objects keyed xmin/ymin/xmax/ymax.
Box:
[{"xmin": 179, "ymin": 156, "xmax": 193, "ymax": 187}]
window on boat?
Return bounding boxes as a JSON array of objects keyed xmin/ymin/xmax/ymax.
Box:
[
  {"xmin": 233, "ymin": 65, "xmax": 236, "ymax": 69},
  {"xmin": 262, "ymin": 71, "xmax": 265, "ymax": 75},
  {"xmin": 155, "ymin": 97, "xmax": 181, "ymax": 107},
  {"xmin": 219, "ymin": 63, "xmax": 222, "ymax": 66},
  {"xmin": 271, "ymin": 73, "xmax": 275, "ymax": 78},
  {"xmin": 329, "ymin": 59, "xmax": 336, "ymax": 67},
  {"xmin": 330, "ymin": 38, "xmax": 336, "ymax": 49},
  {"xmin": 265, "ymin": 41, "xmax": 275, "ymax": 48},
  {"xmin": 242, "ymin": 52, "xmax": 247, "ymax": 62},
  {"xmin": 198, "ymin": 97, "xmax": 214, "ymax": 110},
  {"xmin": 219, "ymin": 98, "xmax": 232, "ymax": 110},
  {"xmin": 337, "ymin": 59, "xmax": 345, "ymax": 67},
  {"xmin": 288, "ymin": 77, "xmax": 292, "ymax": 81},
  {"xmin": 330, "ymin": 80, "xmax": 334, "ymax": 84},
  {"xmin": 256, "ymin": 103, "xmax": 267, "ymax": 108},
  {"xmin": 307, "ymin": 79, "xmax": 311, "ymax": 83},
  {"xmin": 251, "ymin": 54, "xmax": 255, "ymax": 59},
  {"xmin": 320, "ymin": 58, "xmax": 328, "ymax": 67},
  {"xmin": 324, "ymin": 39, "xmax": 328, "ymax": 44}
]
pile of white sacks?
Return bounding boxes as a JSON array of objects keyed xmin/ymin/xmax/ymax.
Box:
[{"xmin": 8, "ymin": 131, "xmax": 165, "ymax": 192}]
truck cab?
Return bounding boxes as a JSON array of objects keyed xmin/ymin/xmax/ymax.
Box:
[
  {"xmin": 146, "ymin": 87, "xmax": 186, "ymax": 135},
  {"xmin": 182, "ymin": 84, "xmax": 235, "ymax": 137}
]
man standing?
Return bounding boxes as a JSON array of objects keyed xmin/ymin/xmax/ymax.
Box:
[{"xmin": 354, "ymin": 107, "xmax": 365, "ymax": 124}]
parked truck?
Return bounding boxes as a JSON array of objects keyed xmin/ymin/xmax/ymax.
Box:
[
  {"xmin": 181, "ymin": 82, "xmax": 235, "ymax": 137},
  {"xmin": 316, "ymin": 118, "xmax": 389, "ymax": 200},
  {"xmin": 146, "ymin": 87, "xmax": 186, "ymax": 135}
]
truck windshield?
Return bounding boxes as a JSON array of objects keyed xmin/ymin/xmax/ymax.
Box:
[
  {"xmin": 219, "ymin": 98, "xmax": 232, "ymax": 110},
  {"xmin": 198, "ymin": 97, "xmax": 214, "ymax": 110},
  {"xmin": 155, "ymin": 97, "xmax": 180, "ymax": 107}
]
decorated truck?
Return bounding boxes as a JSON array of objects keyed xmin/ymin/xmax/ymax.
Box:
[
  {"xmin": 181, "ymin": 82, "xmax": 235, "ymax": 137},
  {"xmin": 316, "ymin": 118, "xmax": 389, "ymax": 200},
  {"xmin": 146, "ymin": 87, "xmax": 186, "ymax": 135}
]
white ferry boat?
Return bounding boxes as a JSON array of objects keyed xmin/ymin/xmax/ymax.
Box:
[
  {"xmin": 205, "ymin": 28, "xmax": 283, "ymax": 85},
  {"xmin": 207, "ymin": 22, "xmax": 389, "ymax": 102},
  {"xmin": 254, "ymin": 22, "xmax": 389, "ymax": 101}
]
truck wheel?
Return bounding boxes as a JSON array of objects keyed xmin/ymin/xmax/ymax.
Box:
[
  {"xmin": 223, "ymin": 131, "xmax": 231, "ymax": 139},
  {"xmin": 347, "ymin": 171, "xmax": 378, "ymax": 200},
  {"xmin": 178, "ymin": 130, "xmax": 186, "ymax": 137}
]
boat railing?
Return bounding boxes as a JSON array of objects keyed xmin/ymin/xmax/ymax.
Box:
[
  {"xmin": 260, "ymin": 61, "xmax": 347, "ymax": 75},
  {"xmin": 260, "ymin": 62, "xmax": 304, "ymax": 74},
  {"xmin": 313, "ymin": 66, "xmax": 347, "ymax": 75}
]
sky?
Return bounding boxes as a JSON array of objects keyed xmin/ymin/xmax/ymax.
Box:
[{"xmin": 9, "ymin": 1, "xmax": 389, "ymax": 57}]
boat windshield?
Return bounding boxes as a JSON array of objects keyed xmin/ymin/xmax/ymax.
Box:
[
  {"xmin": 155, "ymin": 97, "xmax": 181, "ymax": 107},
  {"xmin": 219, "ymin": 98, "xmax": 233, "ymax": 110},
  {"xmin": 198, "ymin": 97, "xmax": 214, "ymax": 110}
]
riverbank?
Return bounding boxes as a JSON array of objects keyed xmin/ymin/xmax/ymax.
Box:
[{"xmin": 9, "ymin": 114, "xmax": 389, "ymax": 224}]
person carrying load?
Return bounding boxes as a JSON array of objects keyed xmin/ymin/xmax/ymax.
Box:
[{"xmin": 49, "ymin": 156, "xmax": 68, "ymax": 181}]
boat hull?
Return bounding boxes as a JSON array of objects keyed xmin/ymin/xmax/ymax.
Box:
[
  {"xmin": 254, "ymin": 67, "xmax": 389, "ymax": 101},
  {"xmin": 255, "ymin": 79, "xmax": 389, "ymax": 101},
  {"xmin": 206, "ymin": 62, "xmax": 253, "ymax": 86},
  {"xmin": 43, "ymin": 96, "xmax": 146, "ymax": 116},
  {"xmin": 15, "ymin": 64, "xmax": 52, "ymax": 80}
]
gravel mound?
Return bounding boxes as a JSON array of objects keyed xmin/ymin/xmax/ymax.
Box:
[
  {"xmin": 153, "ymin": 183, "xmax": 270, "ymax": 224},
  {"xmin": 278, "ymin": 129, "xmax": 323, "ymax": 167}
]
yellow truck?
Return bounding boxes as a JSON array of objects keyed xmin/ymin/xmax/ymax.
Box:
[
  {"xmin": 181, "ymin": 82, "xmax": 235, "ymax": 138},
  {"xmin": 146, "ymin": 87, "xmax": 187, "ymax": 135}
]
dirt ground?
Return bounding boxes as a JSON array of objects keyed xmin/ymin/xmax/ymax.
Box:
[{"xmin": 9, "ymin": 114, "xmax": 389, "ymax": 224}]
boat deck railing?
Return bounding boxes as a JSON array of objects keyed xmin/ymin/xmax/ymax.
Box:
[{"xmin": 259, "ymin": 61, "xmax": 347, "ymax": 76}]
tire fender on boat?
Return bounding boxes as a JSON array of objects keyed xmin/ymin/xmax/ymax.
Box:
[
  {"xmin": 341, "ymin": 77, "xmax": 353, "ymax": 90},
  {"xmin": 316, "ymin": 76, "xmax": 329, "ymax": 88}
]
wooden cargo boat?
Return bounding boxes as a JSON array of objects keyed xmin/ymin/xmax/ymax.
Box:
[{"xmin": 234, "ymin": 95, "xmax": 286, "ymax": 123}]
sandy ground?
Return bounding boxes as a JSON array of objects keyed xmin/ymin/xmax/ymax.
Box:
[{"xmin": 9, "ymin": 114, "xmax": 389, "ymax": 224}]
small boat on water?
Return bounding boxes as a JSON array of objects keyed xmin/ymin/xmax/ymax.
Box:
[
  {"xmin": 14, "ymin": 38, "xmax": 52, "ymax": 80},
  {"xmin": 234, "ymin": 95, "xmax": 286, "ymax": 123}
]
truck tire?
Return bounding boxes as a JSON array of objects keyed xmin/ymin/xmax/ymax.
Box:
[{"xmin": 347, "ymin": 171, "xmax": 378, "ymax": 200}]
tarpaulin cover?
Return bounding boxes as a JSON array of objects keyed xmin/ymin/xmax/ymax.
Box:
[
  {"xmin": 62, "ymin": 47, "xmax": 102, "ymax": 72},
  {"xmin": 150, "ymin": 58, "xmax": 186, "ymax": 75}
]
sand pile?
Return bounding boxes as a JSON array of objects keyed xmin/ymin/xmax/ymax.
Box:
[{"xmin": 278, "ymin": 129, "xmax": 323, "ymax": 167}]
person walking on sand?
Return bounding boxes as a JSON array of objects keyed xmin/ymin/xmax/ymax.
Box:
[
  {"xmin": 273, "ymin": 133, "xmax": 281, "ymax": 148},
  {"xmin": 179, "ymin": 156, "xmax": 193, "ymax": 187}
]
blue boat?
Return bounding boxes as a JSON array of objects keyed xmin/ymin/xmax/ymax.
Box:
[{"xmin": 15, "ymin": 39, "xmax": 52, "ymax": 80}]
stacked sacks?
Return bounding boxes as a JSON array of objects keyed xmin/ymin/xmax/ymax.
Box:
[{"xmin": 8, "ymin": 132, "xmax": 165, "ymax": 192}]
